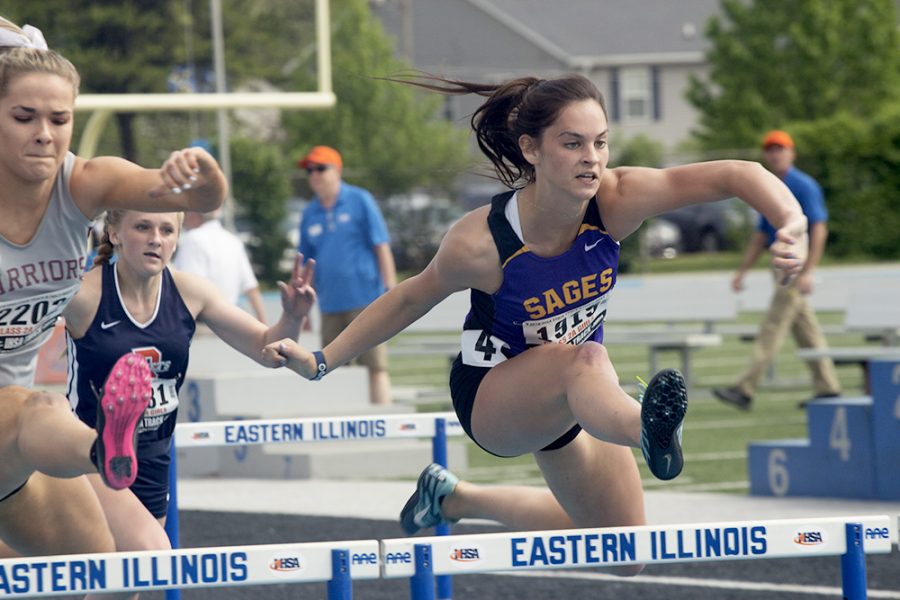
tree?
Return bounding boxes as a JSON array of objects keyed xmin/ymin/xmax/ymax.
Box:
[
  {"xmin": 687, "ymin": 0, "xmax": 900, "ymax": 149},
  {"xmin": 3, "ymin": 1, "xmax": 318, "ymax": 161},
  {"xmin": 789, "ymin": 106, "xmax": 900, "ymax": 259},
  {"xmin": 281, "ymin": 0, "xmax": 472, "ymax": 198},
  {"xmin": 5, "ymin": 1, "xmax": 186, "ymax": 160},
  {"xmin": 230, "ymin": 138, "xmax": 292, "ymax": 284}
]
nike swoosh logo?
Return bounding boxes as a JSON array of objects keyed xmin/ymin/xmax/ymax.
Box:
[
  {"xmin": 100, "ymin": 320, "xmax": 121, "ymax": 330},
  {"xmin": 663, "ymin": 453, "xmax": 672, "ymax": 473},
  {"xmin": 584, "ymin": 240, "xmax": 601, "ymax": 251}
]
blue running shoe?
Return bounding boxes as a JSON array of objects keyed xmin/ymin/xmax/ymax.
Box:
[
  {"xmin": 399, "ymin": 463, "xmax": 459, "ymax": 535},
  {"xmin": 639, "ymin": 368, "xmax": 687, "ymax": 481}
]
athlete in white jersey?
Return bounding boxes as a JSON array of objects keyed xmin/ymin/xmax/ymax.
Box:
[{"xmin": 0, "ymin": 17, "xmax": 225, "ymax": 596}]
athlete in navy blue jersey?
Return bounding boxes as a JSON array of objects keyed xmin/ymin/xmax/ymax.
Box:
[
  {"xmin": 268, "ymin": 74, "xmax": 808, "ymax": 573},
  {"xmin": 61, "ymin": 209, "xmax": 315, "ymax": 569}
]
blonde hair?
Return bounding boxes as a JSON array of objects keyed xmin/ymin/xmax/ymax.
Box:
[
  {"xmin": 0, "ymin": 16, "xmax": 80, "ymax": 99},
  {"xmin": 93, "ymin": 210, "xmax": 185, "ymax": 267}
]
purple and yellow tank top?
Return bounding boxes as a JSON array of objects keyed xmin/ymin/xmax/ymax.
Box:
[{"xmin": 461, "ymin": 190, "xmax": 620, "ymax": 367}]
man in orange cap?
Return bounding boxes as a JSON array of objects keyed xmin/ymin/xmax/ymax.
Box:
[
  {"xmin": 714, "ymin": 130, "xmax": 841, "ymax": 410},
  {"xmin": 296, "ymin": 146, "xmax": 397, "ymax": 405}
]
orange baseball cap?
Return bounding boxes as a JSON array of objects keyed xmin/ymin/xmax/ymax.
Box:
[
  {"xmin": 298, "ymin": 145, "xmax": 342, "ymax": 169},
  {"xmin": 761, "ymin": 130, "xmax": 794, "ymax": 149}
]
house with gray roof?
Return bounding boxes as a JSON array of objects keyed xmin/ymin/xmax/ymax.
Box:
[{"xmin": 372, "ymin": 0, "xmax": 724, "ymax": 154}]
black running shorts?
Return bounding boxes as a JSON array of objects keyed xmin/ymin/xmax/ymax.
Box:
[
  {"xmin": 449, "ymin": 353, "xmax": 581, "ymax": 457},
  {"xmin": 132, "ymin": 439, "xmax": 173, "ymax": 518}
]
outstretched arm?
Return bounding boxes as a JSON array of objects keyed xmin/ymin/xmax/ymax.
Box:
[
  {"xmin": 181, "ymin": 254, "xmax": 316, "ymax": 367},
  {"xmin": 266, "ymin": 208, "xmax": 496, "ymax": 379},
  {"xmin": 245, "ymin": 286, "xmax": 268, "ymax": 325},
  {"xmin": 600, "ymin": 160, "xmax": 807, "ymax": 283},
  {"xmin": 71, "ymin": 146, "xmax": 227, "ymax": 218},
  {"xmin": 270, "ymin": 259, "xmax": 456, "ymax": 379}
]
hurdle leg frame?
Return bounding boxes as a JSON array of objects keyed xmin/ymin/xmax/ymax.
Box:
[
  {"xmin": 411, "ymin": 543, "xmax": 436, "ymax": 600},
  {"xmin": 841, "ymin": 522, "xmax": 867, "ymax": 600},
  {"xmin": 165, "ymin": 441, "xmax": 181, "ymax": 600},
  {"xmin": 328, "ymin": 548, "xmax": 353, "ymax": 599},
  {"xmin": 432, "ymin": 417, "xmax": 453, "ymax": 600}
]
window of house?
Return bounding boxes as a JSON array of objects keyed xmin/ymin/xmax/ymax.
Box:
[{"xmin": 621, "ymin": 67, "xmax": 650, "ymax": 121}]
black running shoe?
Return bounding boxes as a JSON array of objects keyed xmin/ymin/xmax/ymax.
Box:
[{"xmin": 640, "ymin": 368, "xmax": 687, "ymax": 481}]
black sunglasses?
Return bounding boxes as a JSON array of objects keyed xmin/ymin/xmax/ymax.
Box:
[{"xmin": 306, "ymin": 165, "xmax": 329, "ymax": 174}]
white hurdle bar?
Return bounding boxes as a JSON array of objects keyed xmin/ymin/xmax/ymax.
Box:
[
  {"xmin": 173, "ymin": 412, "xmax": 464, "ymax": 449},
  {"xmin": 167, "ymin": 413, "xmax": 464, "ymax": 599},
  {"xmin": 3, "ymin": 517, "xmax": 891, "ymax": 598},
  {"xmin": 0, "ymin": 540, "xmax": 379, "ymax": 598},
  {"xmin": 382, "ymin": 515, "xmax": 894, "ymax": 600}
]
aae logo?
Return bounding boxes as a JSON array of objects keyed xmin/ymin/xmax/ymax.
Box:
[
  {"xmin": 385, "ymin": 551, "xmax": 412, "ymax": 565},
  {"xmin": 449, "ymin": 543, "xmax": 483, "ymax": 565},
  {"xmin": 793, "ymin": 530, "xmax": 826, "ymax": 546},
  {"xmin": 268, "ymin": 553, "xmax": 305, "ymax": 578}
]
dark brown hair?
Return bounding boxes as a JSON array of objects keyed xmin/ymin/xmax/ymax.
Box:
[{"xmin": 393, "ymin": 73, "xmax": 607, "ymax": 187}]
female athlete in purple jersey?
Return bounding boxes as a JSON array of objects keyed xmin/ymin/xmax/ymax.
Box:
[{"xmin": 267, "ymin": 73, "xmax": 808, "ymax": 575}]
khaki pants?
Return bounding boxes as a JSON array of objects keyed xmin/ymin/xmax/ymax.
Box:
[
  {"xmin": 321, "ymin": 308, "xmax": 389, "ymax": 371},
  {"xmin": 734, "ymin": 273, "xmax": 842, "ymax": 397}
]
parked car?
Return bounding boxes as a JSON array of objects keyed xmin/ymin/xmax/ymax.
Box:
[
  {"xmin": 657, "ymin": 198, "xmax": 750, "ymax": 253},
  {"xmin": 383, "ymin": 193, "xmax": 465, "ymax": 273},
  {"xmin": 644, "ymin": 219, "xmax": 681, "ymax": 259}
]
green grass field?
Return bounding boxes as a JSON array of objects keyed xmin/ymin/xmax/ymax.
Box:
[{"xmin": 387, "ymin": 309, "xmax": 869, "ymax": 494}]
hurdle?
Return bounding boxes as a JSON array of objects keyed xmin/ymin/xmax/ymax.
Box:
[
  {"xmin": 0, "ymin": 540, "xmax": 379, "ymax": 598},
  {"xmin": 382, "ymin": 515, "xmax": 894, "ymax": 600},
  {"xmin": 166, "ymin": 412, "xmax": 464, "ymax": 599},
  {"xmin": 2, "ymin": 517, "xmax": 891, "ymax": 597}
]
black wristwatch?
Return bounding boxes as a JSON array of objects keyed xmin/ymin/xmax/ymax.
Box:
[{"xmin": 311, "ymin": 350, "xmax": 328, "ymax": 381}]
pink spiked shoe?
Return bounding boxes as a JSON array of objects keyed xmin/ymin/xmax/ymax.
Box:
[{"xmin": 93, "ymin": 352, "xmax": 152, "ymax": 489}]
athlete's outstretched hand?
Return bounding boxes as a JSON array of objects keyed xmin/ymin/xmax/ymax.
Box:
[
  {"xmin": 263, "ymin": 338, "xmax": 318, "ymax": 379},
  {"xmin": 278, "ymin": 253, "xmax": 317, "ymax": 324},
  {"xmin": 148, "ymin": 146, "xmax": 223, "ymax": 198},
  {"xmin": 770, "ymin": 214, "xmax": 808, "ymax": 285}
]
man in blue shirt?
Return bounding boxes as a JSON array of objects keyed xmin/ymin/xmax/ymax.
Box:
[
  {"xmin": 298, "ymin": 146, "xmax": 397, "ymax": 405},
  {"xmin": 714, "ymin": 130, "xmax": 841, "ymax": 410}
]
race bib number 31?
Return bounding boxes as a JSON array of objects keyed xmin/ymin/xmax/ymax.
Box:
[
  {"xmin": 522, "ymin": 294, "xmax": 608, "ymax": 346},
  {"xmin": 138, "ymin": 377, "xmax": 179, "ymax": 433}
]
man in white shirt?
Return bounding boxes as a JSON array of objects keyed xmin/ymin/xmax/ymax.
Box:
[{"xmin": 173, "ymin": 211, "xmax": 268, "ymax": 324}]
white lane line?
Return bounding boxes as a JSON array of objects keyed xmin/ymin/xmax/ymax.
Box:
[{"xmin": 498, "ymin": 569, "xmax": 900, "ymax": 598}]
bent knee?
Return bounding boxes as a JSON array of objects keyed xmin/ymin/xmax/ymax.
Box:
[
  {"xmin": 23, "ymin": 389, "xmax": 70, "ymax": 411},
  {"xmin": 572, "ymin": 341, "xmax": 612, "ymax": 371}
]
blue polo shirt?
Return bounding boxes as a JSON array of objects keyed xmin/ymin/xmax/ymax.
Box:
[
  {"xmin": 298, "ymin": 182, "xmax": 391, "ymax": 313},
  {"xmin": 758, "ymin": 166, "xmax": 828, "ymax": 247}
]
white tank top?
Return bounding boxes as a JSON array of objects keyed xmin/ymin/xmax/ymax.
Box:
[{"xmin": 0, "ymin": 153, "xmax": 91, "ymax": 387}]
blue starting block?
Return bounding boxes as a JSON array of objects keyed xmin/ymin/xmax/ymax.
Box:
[
  {"xmin": 748, "ymin": 358, "xmax": 900, "ymax": 500},
  {"xmin": 870, "ymin": 359, "xmax": 900, "ymax": 499}
]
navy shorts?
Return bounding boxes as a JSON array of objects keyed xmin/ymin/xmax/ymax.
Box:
[
  {"xmin": 449, "ymin": 354, "xmax": 581, "ymax": 457},
  {"xmin": 131, "ymin": 439, "xmax": 173, "ymax": 519}
]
